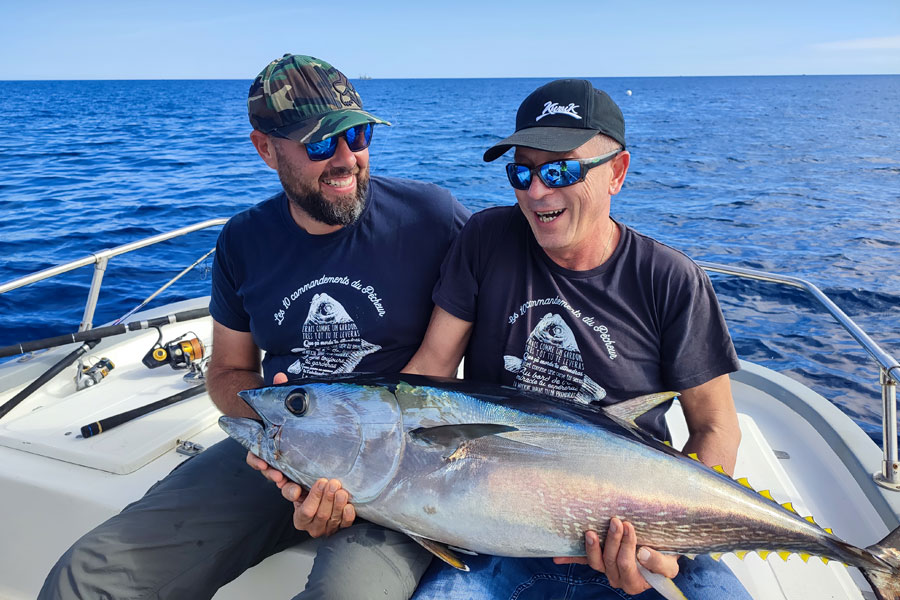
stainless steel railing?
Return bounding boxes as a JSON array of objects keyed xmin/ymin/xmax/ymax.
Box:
[
  {"xmin": 698, "ymin": 261, "xmax": 900, "ymax": 489},
  {"xmin": 0, "ymin": 219, "xmax": 227, "ymax": 332}
]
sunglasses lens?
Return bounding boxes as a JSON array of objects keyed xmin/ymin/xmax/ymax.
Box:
[
  {"xmin": 506, "ymin": 164, "xmax": 532, "ymax": 190},
  {"xmin": 305, "ymin": 137, "xmax": 337, "ymax": 161},
  {"xmin": 539, "ymin": 161, "xmax": 581, "ymax": 188},
  {"xmin": 345, "ymin": 123, "xmax": 373, "ymax": 151}
]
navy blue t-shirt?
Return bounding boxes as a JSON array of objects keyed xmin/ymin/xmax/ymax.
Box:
[
  {"xmin": 211, "ymin": 176, "xmax": 470, "ymax": 382},
  {"xmin": 434, "ymin": 206, "xmax": 739, "ymax": 439}
]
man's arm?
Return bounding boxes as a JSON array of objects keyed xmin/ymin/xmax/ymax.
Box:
[
  {"xmin": 206, "ymin": 319, "xmax": 263, "ymax": 419},
  {"xmin": 679, "ymin": 373, "xmax": 741, "ymax": 476},
  {"xmin": 402, "ymin": 306, "xmax": 473, "ymax": 376}
]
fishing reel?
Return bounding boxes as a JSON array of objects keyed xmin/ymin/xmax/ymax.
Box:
[
  {"xmin": 75, "ymin": 357, "xmax": 115, "ymax": 391},
  {"xmin": 142, "ymin": 331, "xmax": 205, "ymax": 370}
]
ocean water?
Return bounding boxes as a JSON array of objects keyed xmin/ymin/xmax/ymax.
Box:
[{"xmin": 0, "ymin": 76, "xmax": 897, "ymax": 442}]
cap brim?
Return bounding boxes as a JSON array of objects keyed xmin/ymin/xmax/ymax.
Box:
[
  {"xmin": 274, "ymin": 108, "xmax": 391, "ymax": 144},
  {"xmin": 482, "ymin": 127, "xmax": 597, "ymax": 162}
]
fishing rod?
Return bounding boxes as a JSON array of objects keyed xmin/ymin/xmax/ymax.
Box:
[
  {"xmin": 79, "ymin": 383, "xmax": 207, "ymax": 438},
  {"xmin": 0, "ymin": 307, "xmax": 210, "ymax": 359},
  {"xmin": 0, "ymin": 340, "xmax": 100, "ymax": 420}
]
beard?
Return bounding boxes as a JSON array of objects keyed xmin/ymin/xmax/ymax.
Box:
[{"xmin": 275, "ymin": 154, "xmax": 370, "ymax": 227}]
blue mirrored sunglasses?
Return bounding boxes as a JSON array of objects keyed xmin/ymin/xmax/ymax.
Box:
[
  {"xmin": 304, "ymin": 123, "xmax": 374, "ymax": 161},
  {"xmin": 505, "ymin": 149, "xmax": 621, "ymax": 190}
]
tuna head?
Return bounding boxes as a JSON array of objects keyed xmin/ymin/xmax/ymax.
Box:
[{"xmin": 219, "ymin": 382, "xmax": 404, "ymax": 503}]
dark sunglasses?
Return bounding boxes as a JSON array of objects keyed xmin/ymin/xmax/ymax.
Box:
[
  {"xmin": 505, "ymin": 149, "xmax": 621, "ymax": 190},
  {"xmin": 304, "ymin": 123, "xmax": 374, "ymax": 161}
]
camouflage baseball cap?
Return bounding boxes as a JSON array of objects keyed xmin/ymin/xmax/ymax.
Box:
[{"xmin": 248, "ymin": 54, "xmax": 390, "ymax": 144}]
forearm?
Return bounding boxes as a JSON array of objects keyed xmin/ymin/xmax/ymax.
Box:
[
  {"xmin": 681, "ymin": 423, "xmax": 741, "ymax": 475},
  {"xmin": 402, "ymin": 306, "xmax": 473, "ymax": 378},
  {"xmin": 679, "ymin": 374, "xmax": 741, "ymax": 475},
  {"xmin": 206, "ymin": 364, "xmax": 264, "ymax": 418}
]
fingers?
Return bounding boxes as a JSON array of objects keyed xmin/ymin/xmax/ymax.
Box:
[
  {"xmin": 273, "ymin": 372, "xmax": 288, "ymax": 384},
  {"xmin": 246, "ymin": 451, "xmax": 287, "ymax": 486},
  {"xmin": 292, "ymin": 478, "xmax": 355, "ymax": 537},
  {"xmin": 553, "ymin": 530, "xmax": 602, "ymax": 568},
  {"xmin": 603, "ymin": 519, "xmax": 653, "ymax": 595},
  {"xmin": 602, "ymin": 517, "xmax": 624, "ymax": 582},
  {"xmin": 637, "ymin": 547, "xmax": 680, "ymax": 579},
  {"xmin": 246, "ymin": 451, "xmax": 267, "ymax": 471},
  {"xmin": 584, "ymin": 530, "xmax": 604, "ymax": 571}
]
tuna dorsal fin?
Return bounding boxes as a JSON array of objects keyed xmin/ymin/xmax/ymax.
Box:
[
  {"xmin": 602, "ymin": 392, "xmax": 679, "ymax": 429},
  {"xmin": 407, "ymin": 534, "xmax": 469, "ymax": 571},
  {"xmin": 409, "ymin": 424, "xmax": 519, "ymax": 448}
]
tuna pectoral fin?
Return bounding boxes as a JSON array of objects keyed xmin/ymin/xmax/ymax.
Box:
[
  {"xmin": 409, "ymin": 423, "xmax": 519, "ymax": 448},
  {"xmin": 408, "ymin": 534, "xmax": 469, "ymax": 572},
  {"xmin": 637, "ymin": 564, "xmax": 688, "ymax": 600},
  {"xmin": 603, "ymin": 392, "xmax": 679, "ymax": 431},
  {"xmin": 863, "ymin": 525, "xmax": 900, "ymax": 600}
]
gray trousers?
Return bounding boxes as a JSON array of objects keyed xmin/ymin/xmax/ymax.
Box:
[{"xmin": 39, "ymin": 437, "xmax": 431, "ymax": 600}]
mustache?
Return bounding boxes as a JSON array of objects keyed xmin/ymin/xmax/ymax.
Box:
[{"xmin": 320, "ymin": 166, "xmax": 360, "ymax": 179}]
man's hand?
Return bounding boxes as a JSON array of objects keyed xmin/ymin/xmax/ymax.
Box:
[
  {"xmin": 282, "ymin": 478, "xmax": 357, "ymax": 537},
  {"xmin": 553, "ymin": 517, "xmax": 679, "ymax": 595},
  {"xmin": 246, "ymin": 451, "xmax": 290, "ymax": 488}
]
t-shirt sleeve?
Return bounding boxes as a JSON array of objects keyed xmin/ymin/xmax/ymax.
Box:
[
  {"xmin": 209, "ymin": 225, "xmax": 251, "ymax": 332},
  {"xmin": 432, "ymin": 214, "xmax": 482, "ymax": 323},
  {"xmin": 659, "ymin": 263, "xmax": 740, "ymax": 391}
]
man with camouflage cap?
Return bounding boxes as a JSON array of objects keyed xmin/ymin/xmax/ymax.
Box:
[{"xmin": 39, "ymin": 53, "xmax": 469, "ymax": 600}]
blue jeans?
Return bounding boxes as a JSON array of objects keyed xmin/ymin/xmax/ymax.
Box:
[{"xmin": 413, "ymin": 554, "xmax": 752, "ymax": 600}]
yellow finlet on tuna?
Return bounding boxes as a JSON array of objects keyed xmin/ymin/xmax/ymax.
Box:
[
  {"xmin": 735, "ymin": 550, "xmax": 749, "ymax": 560},
  {"xmin": 757, "ymin": 550, "xmax": 771, "ymax": 560},
  {"xmin": 710, "ymin": 552, "xmax": 723, "ymax": 561},
  {"xmin": 781, "ymin": 502, "xmax": 797, "ymax": 513},
  {"xmin": 804, "ymin": 515, "xmax": 817, "ymax": 524},
  {"xmin": 759, "ymin": 489, "xmax": 775, "ymax": 500},
  {"xmin": 687, "ymin": 452, "xmax": 700, "ymax": 461},
  {"xmin": 712, "ymin": 465, "xmax": 727, "ymax": 474},
  {"xmin": 778, "ymin": 551, "xmax": 791, "ymax": 561},
  {"xmin": 736, "ymin": 477, "xmax": 753, "ymax": 489},
  {"xmin": 800, "ymin": 553, "xmax": 811, "ymax": 563},
  {"xmin": 825, "ymin": 527, "xmax": 834, "ymax": 534}
]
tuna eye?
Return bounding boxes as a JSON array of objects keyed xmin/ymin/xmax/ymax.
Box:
[{"xmin": 285, "ymin": 389, "xmax": 309, "ymax": 415}]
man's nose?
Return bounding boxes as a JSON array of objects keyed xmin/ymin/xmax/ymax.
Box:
[{"xmin": 328, "ymin": 137, "xmax": 357, "ymax": 168}]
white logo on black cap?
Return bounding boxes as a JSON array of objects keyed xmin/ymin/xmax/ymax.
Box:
[{"xmin": 536, "ymin": 101, "xmax": 581, "ymax": 122}]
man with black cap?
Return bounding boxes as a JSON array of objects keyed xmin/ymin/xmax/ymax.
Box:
[
  {"xmin": 39, "ymin": 54, "xmax": 469, "ymax": 600},
  {"xmin": 404, "ymin": 79, "xmax": 751, "ymax": 598}
]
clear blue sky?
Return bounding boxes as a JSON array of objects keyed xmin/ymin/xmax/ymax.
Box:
[{"xmin": 1, "ymin": 0, "xmax": 897, "ymax": 79}]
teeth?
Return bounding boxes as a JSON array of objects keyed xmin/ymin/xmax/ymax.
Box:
[
  {"xmin": 323, "ymin": 176, "xmax": 354, "ymax": 188},
  {"xmin": 536, "ymin": 209, "xmax": 564, "ymax": 223}
]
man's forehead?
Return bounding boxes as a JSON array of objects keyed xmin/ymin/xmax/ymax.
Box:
[{"xmin": 513, "ymin": 140, "xmax": 597, "ymax": 162}]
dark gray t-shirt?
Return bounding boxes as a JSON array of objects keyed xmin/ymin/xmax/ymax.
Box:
[
  {"xmin": 434, "ymin": 206, "xmax": 739, "ymax": 438},
  {"xmin": 210, "ymin": 176, "xmax": 470, "ymax": 383}
]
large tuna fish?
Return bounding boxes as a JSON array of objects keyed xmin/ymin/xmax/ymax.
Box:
[{"xmin": 219, "ymin": 374, "xmax": 900, "ymax": 600}]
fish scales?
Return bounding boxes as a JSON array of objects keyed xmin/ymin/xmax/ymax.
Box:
[{"xmin": 220, "ymin": 374, "xmax": 900, "ymax": 600}]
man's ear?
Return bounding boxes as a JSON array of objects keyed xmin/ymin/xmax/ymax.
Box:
[
  {"xmin": 609, "ymin": 150, "xmax": 630, "ymax": 195},
  {"xmin": 250, "ymin": 130, "xmax": 279, "ymax": 170}
]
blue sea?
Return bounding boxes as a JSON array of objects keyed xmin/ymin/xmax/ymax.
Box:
[{"xmin": 0, "ymin": 76, "xmax": 898, "ymax": 442}]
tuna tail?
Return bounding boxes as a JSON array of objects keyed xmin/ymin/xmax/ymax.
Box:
[{"xmin": 863, "ymin": 525, "xmax": 900, "ymax": 600}]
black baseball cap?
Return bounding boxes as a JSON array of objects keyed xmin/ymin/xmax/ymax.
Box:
[{"xmin": 483, "ymin": 79, "xmax": 626, "ymax": 162}]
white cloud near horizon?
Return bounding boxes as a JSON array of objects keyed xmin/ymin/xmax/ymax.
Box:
[{"xmin": 814, "ymin": 36, "xmax": 900, "ymax": 50}]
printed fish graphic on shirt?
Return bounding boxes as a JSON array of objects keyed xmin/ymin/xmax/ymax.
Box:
[
  {"xmin": 504, "ymin": 312, "xmax": 606, "ymax": 404},
  {"xmin": 287, "ymin": 293, "xmax": 381, "ymax": 376}
]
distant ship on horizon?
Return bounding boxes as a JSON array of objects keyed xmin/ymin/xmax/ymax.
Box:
[{"xmin": 358, "ymin": 74, "xmax": 373, "ymax": 80}]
